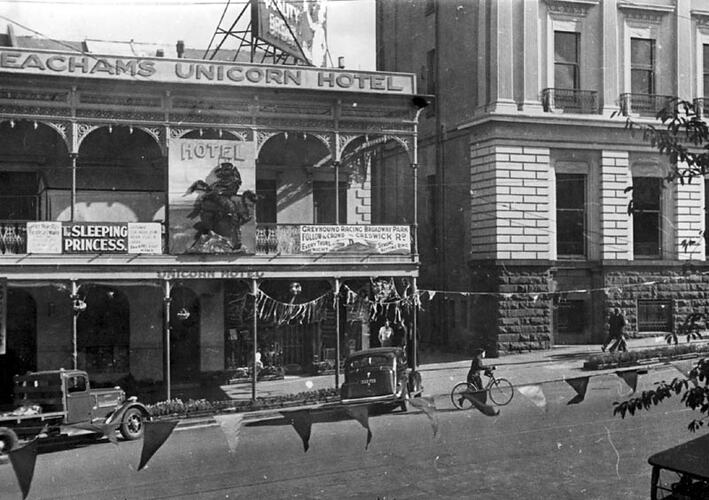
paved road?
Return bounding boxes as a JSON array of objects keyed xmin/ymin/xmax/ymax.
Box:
[{"xmin": 0, "ymin": 365, "xmax": 700, "ymax": 499}]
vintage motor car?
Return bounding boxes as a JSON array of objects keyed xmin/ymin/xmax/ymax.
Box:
[
  {"xmin": 0, "ymin": 369, "xmax": 150, "ymax": 454},
  {"xmin": 340, "ymin": 347, "xmax": 423, "ymax": 411}
]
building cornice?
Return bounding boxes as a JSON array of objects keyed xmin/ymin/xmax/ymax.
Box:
[{"xmin": 618, "ymin": 1, "xmax": 674, "ymax": 24}]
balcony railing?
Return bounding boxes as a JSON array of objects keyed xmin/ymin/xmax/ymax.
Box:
[
  {"xmin": 542, "ymin": 88, "xmax": 599, "ymax": 114},
  {"xmin": 0, "ymin": 221, "xmax": 28, "ymax": 254},
  {"xmin": 620, "ymin": 93, "xmax": 674, "ymax": 117}
]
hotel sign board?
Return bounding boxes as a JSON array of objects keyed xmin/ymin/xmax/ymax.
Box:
[
  {"xmin": 26, "ymin": 222, "xmax": 163, "ymax": 254},
  {"xmin": 0, "ymin": 49, "xmax": 415, "ymax": 95}
]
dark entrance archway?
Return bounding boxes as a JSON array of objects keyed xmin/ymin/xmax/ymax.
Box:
[
  {"xmin": 0, "ymin": 289, "xmax": 37, "ymax": 405},
  {"xmin": 169, "ymin": 286, "xmax": 201, "ymax": 382},
  {"xmin": 76, "ymin": 285, "xmax": 130, "ymax": 381}
]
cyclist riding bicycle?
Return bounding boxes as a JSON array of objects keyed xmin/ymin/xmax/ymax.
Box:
[{"xmin": 467, "ymin": 348, "xmax": 494, "ymax": 402}]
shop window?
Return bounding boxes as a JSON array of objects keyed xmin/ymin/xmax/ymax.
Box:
[
  {"xmin": 0, "ymin": 172, "xmax": 39, "ymax": 220},
  {"xmin": 256, "ymin": 179, "xmax": 277, "ymax": 223},
  {"xmin": 633, "ymin": 177, "xmax": 661, "ymax": 257},
  {"xmin": 313, "ymin": 181, "xmax": 347, "ymax": 223},
  {"xmin": 557, "ymin": 300, "xmax": 585, "ymax": 335},
  {"xmin": 631, "ymin": 38, "xmax": 655, "ymax": 94},
  {"xmin": 556, "ymin": 173, "xmax": 586, "ymax": 257},
  {"xmin": 554, "ymin": 31, "xmax": 580, "ymax": 90},
  {"xmin": 637, "ymin": 299, "xmax": 672, "ymax": 332}
]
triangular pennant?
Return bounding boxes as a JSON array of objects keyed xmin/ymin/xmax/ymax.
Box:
[
  {"xmin": 462, "ymin": 391, "xmax": 499, "ymax": 416},
  {"xmin": 670, "ymin": 359, "xmax": 699, "ymax": 386},
  {"xmin": 281, "ymin": 410, "xmax": 312, "ymax": 452},
  {"xmin": 138, "ymin": 420, "xmax": 178, "ymax": 471},
  {"xmin": 214, "ymin": 414, "xmax": 243, "ymax": 453},
  {"xmin": 345, "ymin": 405, "xmax": 372, "ymax": 449},
  {"xmin": 565, "ymin": 377, "xmax": 590, "ymax": 405},
  {"xmin": 68, "ymin": 422, "xmax": 119, "ymax": 445},
  {"xmin": 409, "ymin": 396, "xmax": 439, "ymax": 437},
  {"xmin": 9, "ymin": 438, "xmax": 38, "ymax": 500},
  {"xmin": 518, "ymin": 385, "xmax": 547, "ymax": 410},
  {"xmin": 616, "ymin": 370, "xmax": 638, "ymax": 393}
]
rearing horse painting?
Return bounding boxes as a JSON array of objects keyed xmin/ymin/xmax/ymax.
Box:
[{"xmin": 185, "ymin": 162, "xmax": 257, "ymax": 253}]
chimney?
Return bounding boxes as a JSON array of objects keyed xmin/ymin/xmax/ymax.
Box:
[
  {"xmin": 338, "ymin": 56, "xmax": 345, "ymax": 69},
  {"xmin": 156, "ymin": 49, "xmax": 164, "ymax": 57},
  {"xmin": 176, "ymin": 40, "xmax": 185, "ymax": 59}
]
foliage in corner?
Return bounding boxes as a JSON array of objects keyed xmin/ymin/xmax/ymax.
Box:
[
  {"xmin": 611, "ymin": 99, "xmax": 709, "ymax": 431},
  {"xmin": 613, "ymin": 359, "xmax": 709, "ymax": 432}
]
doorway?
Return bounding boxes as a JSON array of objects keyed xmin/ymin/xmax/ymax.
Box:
[{"xmin": 170, "ymin": 286, "xmax": 201, "ymax": 382}]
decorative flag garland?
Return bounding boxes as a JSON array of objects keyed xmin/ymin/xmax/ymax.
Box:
[{"xmin": 6, "ymin": 358, "xmax": 705, "ymax": 497}]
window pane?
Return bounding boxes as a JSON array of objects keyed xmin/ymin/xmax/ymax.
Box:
[
  {"xmin": 557, "ymin": 211, "xmax": 585, "ymax": 255},
  {"xmin": 554, "ymin": 64, "xmax": 577, "ymax": 90},
  {"xmin": 633, "ymin": 177, "xmax": 661, "ymax": 210},
  {"xmin": 631, "ymin": 70, "xmax": 653, "ymax": 94},
  {"xmin": 637, "ymin": 300, "xmax": 672, "ymax": 332},
  {"xmin": 704, "ymin": 44, "xmax": 709, "ymax": 73},
  {"xmin": 556, "ymin": 174, "xmax": 585, "ymax": 209},
  {"xmin": 634, "ymin": 212, "xmax": 660, "ymax": 256},
  {"xmin": 256, "ymin": 179, "xmax": 277, "ymax": 223},
  {"xmin": 557, "ymin": 300, "xmax": 585, "ymax": 335},
  {"xmin": 631, "ymin": 38, "xmax": 654, "ymax": 66},
  {"xmin": 554, "ymin": 32, "xmax": 578, "ymax": 64}
]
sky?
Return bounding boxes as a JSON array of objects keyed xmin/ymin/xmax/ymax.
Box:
[{"xmin": 0, "ymin": 0, "xmax": 376, "ymax": 70}]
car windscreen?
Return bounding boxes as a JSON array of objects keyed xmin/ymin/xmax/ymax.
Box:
[{"xmin": 346, "ymin": 355, "xmax": 393, "ymax": 370}]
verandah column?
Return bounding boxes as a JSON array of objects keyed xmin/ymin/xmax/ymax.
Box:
[
  {"xmin": 163, "ymin": 280, "xmax": 172, "ymax": 400},
  {"xmin": 334, "ymin": 277, "xmax": 341, "ymax": 388},
  {"xmin": 251, "ymin": 278, "xmax": 259, "ymax": 402}
]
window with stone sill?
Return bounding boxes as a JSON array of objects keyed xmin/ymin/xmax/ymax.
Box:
[
  {"xmin": 631, "ymin": 38, "xmax": 655, "ymax": 95},
  {"xmin": 637, "ymin": 299, "xmax": 672, "ymax": 333},
  {"xmin": 556, "ymin": 173, "xmax": 586, "ymax": 257},
  {"xmin": 632, "ymin": 176, "xmax": 662, "ymax": 258}
]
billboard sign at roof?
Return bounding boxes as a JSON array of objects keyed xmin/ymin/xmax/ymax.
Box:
[{"xmin": 251, "ymin": 0, "xmax": 329, "ymax": 66}]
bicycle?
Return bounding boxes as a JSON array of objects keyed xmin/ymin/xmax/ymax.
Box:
[{"xmin": 450, "ymin": 366, "xmax": 514, "ymax": 409}]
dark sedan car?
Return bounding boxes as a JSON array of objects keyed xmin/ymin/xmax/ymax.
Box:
[{"xmin": 340, "ymin": 347, "xmax": 423, "ymax": 411}]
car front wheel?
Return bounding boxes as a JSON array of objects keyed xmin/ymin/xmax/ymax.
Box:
[
  {"xmin": 0, "ymin": 427, "xmax": 19, "ymax": 454},
  {"xmin": 120, "ymin": 408, "xmax": 145, "ymax": 440}
]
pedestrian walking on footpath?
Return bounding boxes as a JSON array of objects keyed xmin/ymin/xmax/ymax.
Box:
[{"xmin": 602, "ymin": 308, "xmax": 627, "ymax": 352}]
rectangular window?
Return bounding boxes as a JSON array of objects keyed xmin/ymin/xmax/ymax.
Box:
[
  {"xmin": 631, "ymin": 38, "xmax": 655, "ymax": 94},
  {"xmin": 0, "ymin": 172, "xmax": 39, "ymax": 220},
  {"xmin": 633, "ymin": 177, "xmax": 661, "ymax": 257},
  {"xmin": 637, "ymin": 300, "xmax": 672, "ymax": 332},
  {"xmin": 256, "ymin": 179, "xmax": 277, "ymax": 223},
  {"xmin": 313, "ymin": 181, "xmax": 347, "ymax": 223},
  {"xmin": 556, "ymin": 173, "xmax": 586, "ymax": 256},
  {"xmin": 556, "ymin": 300, "xmax": 585, "ymax": 336},
  {"xmin": 704, "ymin": 44, "xmax": 709, "ymax": 97},
  {"xmin": 554, "ymin": 31, "xmax": 580, "ymax": 90}
]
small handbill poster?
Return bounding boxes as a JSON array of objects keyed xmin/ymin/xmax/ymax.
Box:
[
  {"xmin": 299, "ymin": 225, "xmax": 411, "ymax": 254},
  {"xmin": 127, "ymin": 223, "xmax": 163, "ymax": 254},
  {"xmin": 26, "ymin": 221, "xmax": 62, "ymax": 254}
]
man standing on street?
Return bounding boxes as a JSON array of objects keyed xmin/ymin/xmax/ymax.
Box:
[{"xmin": 602, "ymin": 308, "xmax": 627, "ymax": 352}]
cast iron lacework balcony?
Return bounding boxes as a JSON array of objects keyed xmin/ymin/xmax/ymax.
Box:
[
  {"xmin": 0, "ymin": 221, "xmax": 28, "ymax": 254},
  {"xmin": 542, "ymin": 88, "xmax": 599, "ymax": 114},
  {"xmin": 620, "ymin": 93, "xmax": 674, "ymax": 117}
]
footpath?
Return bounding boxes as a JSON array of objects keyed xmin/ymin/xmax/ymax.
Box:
[{"xmin": 172, "ymin": 335, "xmax": 698, "ymax": 427}]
